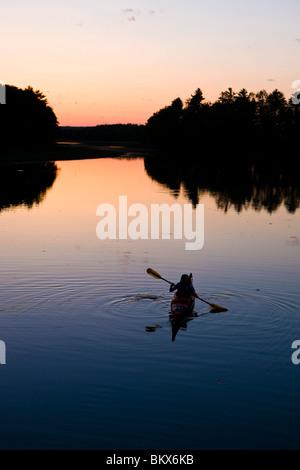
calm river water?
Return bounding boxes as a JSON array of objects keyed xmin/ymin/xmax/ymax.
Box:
[{"xmin": 0, "ymin": 156, "xmax": 299, "ymax": 449}]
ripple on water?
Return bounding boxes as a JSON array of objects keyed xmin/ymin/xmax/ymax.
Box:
[{"xmin": 1, "ymin": 266, "xmax": 299, "ymax": 353}]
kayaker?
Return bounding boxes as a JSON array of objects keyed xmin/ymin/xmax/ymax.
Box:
[{"xmin": 169, "ymin": 273, "xmax": 196, "ymax": 298}]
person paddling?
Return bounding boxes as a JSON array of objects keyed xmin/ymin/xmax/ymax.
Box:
[
  {"xmin": 169, "ymin": 273, "xmax": 196, "ymax": 298},
  {"xmin": 147, "ymin": 268, "xmax": 228, "ymax": 312}
]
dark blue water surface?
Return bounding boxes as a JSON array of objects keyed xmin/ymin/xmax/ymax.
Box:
[{"xmin": 0, "ymin": 157, "xmax": 299, "ymax": 449}]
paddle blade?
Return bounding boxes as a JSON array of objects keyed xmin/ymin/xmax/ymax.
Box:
[
  {"xmin": 146, "ymin": 268, "xmax": 162, "ymax": 280},
  {"xmin": 209, "ymin": 303, "xmax": 228, "ymax": 313}
]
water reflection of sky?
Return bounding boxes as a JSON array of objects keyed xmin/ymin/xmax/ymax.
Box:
[
  {"xmin": 0, "ymin": 158, "xmax": 299, "ymax": 271},
  {"xmin": 0, "ymin": 157, "xmax": 300, "ymax": 450}
]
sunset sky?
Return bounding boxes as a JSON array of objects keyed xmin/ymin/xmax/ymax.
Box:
[{"xmin": 1, "ymin": 0, "xmax": 299, "ymax": 126}]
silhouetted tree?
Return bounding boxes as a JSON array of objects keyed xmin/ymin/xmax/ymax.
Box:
[
  {"xmin": 185, "ymin": 88, "xmax": 205, "ymax": 109},
  {"xmin": 145, "ymin": 98, "xmax": 183, "ymax": 147},
  {"xmin": 266, "ymin": 89, "xmax": 288, "ymax": 116},
  {"xmin": 181, "ymin": 88, "xmax": 209, "ymax": 148},
  {"xmin": 0, "ymin": 85, "xmax": 58, "ymax": 149},
  {"xmin": 218, "ymin": 87, "xmax": 236, "ymax": 104}
]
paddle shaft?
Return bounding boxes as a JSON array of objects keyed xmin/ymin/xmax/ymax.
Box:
[{"xmin": 195, "ymin": 294, "xmax": 212, "ymax": 306}]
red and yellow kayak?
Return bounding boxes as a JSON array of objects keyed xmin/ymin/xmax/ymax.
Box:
[{"xmin": 170, "ymin": 295, "xmax": 195, "ymax": 316}]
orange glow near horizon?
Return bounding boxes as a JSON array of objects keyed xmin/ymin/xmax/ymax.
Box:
[
  {"xmin": 2, "ymin": 1, "xmax": 299, "ymax": 126},
  {"xmin": 36, "ymin": 72, "xmax": 298, "ymax": 127}
]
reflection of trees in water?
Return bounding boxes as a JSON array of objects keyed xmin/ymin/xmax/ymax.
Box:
[
  {"xmin": 0, "ymin": 162, "xmax": 59, "ymax": 212},
  {"xmin": 144, "ymin": 156, "xmax": 300, "ymax": 214}
]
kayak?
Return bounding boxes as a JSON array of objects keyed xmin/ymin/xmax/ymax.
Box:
[{"xmin": 170, "ymin": 295, "xmax": 195, "ymax": 316}]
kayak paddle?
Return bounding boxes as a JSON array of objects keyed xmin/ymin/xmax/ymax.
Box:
[
  {"xmin": 146, "ymin": 267, "xmax": 228, "ymax": 312},
  {"xmin": 147, "ymin": 267, "xmax": 173, "ymax": 285}
]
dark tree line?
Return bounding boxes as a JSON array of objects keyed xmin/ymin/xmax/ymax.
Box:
[
  {"xmin": 0, "ymin": 85, "xmax": 58, "ymax": 149},
  {"xmin": 145, "ymin": 87, "xmax": 300, "ymax": 160},
  {"xmin": 58, "ymin": 124, "xmax": 145, "ymax": 143}
]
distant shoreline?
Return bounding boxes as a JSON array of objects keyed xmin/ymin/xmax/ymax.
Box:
[{"xmin": 0, "ymin": 141, "xmax": 154, "ymax": 165}]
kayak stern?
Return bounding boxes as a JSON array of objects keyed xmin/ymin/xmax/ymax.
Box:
[{"xmin": 170, "ymin": 295, "xmax": 195, "ymax": 316}]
